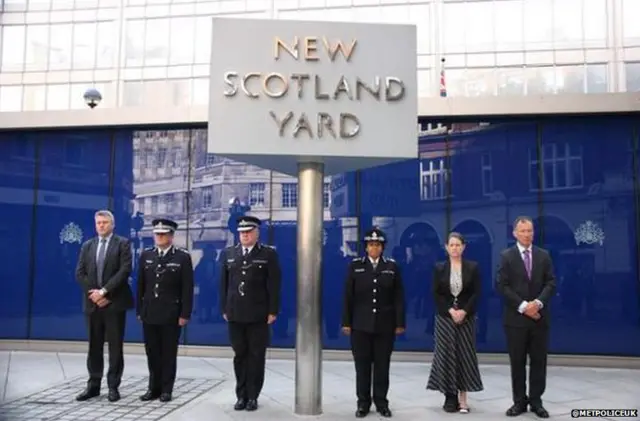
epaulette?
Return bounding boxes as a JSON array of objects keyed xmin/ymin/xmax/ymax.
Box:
[
  {"xmin": 263, "ymin": 244, "xmax": 276, "ymax": 249},
  {"xmin": 352, "ymin": 257, "xmax": 365, "ymax": 262},
  {"xmin": 385, "ymin": 257, "xmax": 395, "ymax": 262},
  {"xmin": 176, "ymin": 247, "xmax": 189, "ymax": 253},
  {"xmin": 144, "ymin": 246, "xmax": 156, "ymax": 251}
]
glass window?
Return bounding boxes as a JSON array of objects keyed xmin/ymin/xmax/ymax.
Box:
[
  {"xmin": 96, "ymin": 21, "xmax": 115, "ymax": 68},
  {"xmin": 28, "ymin": 0, "xmax": 51, "ymax": 10},
  {"xmin": 442, "ymin": 2, "xmax": 465, "ymax": 53},
  {"xmin": 464, "ymin": 68, "xmax": 496, "ymax": 96},
  {"xmin": 70, "ymin": 83, "xmax": 106, "ymax": 109},
  {"xmin": 144, "ymin": 18, "xmax": 169, "ymax": 66},
  {"xmin": 586, "ymin": 64, "xmax": 607, "ymax": 93},
  {"xmin": 497, "ymin": 67, "xmax": 525, "ymax": 96},
  {"xmin": 583, "ymin": 0, "xmax": 607, "ymax": 46},
  {"xmin": 192, "ymin": 78, "xmax": 209, "ymax": 105},
  {"xmin": 494, "ymin": 0, "xmax": 523, "ymax": 51},
  {"xmin": 74, "ymin": 0, "xmax": 101, "ymax": 8},
  {"xmin": 23, "ymin": 85, "xmax": 46, "ymax": 111},
  {"xmin": 194, "ymin": 17, "xmax": 211, "ymax": 64},
  {"xmin": 170, "ymin": 17, "xmax": 194, "ymax": 65},
  {"xmin": 409, "ymin": 4, "xmax": 430, "ymax": 54},
  {"xmin": 122, "ymin": 81, "xmax": 144, "ymax": 106},
  {"xmin": 525, "ymin": 66, "xmax": 555, "ymax": 94},
  {"xmin": 622, "ymin": 0, "xmax": 640, "ymax": 46},
  {"xmin": 72, "ymin": 23, "xmax": 97, "ymax": 69},
  {"xmin": 377, "ymin": 5, "xmax": 409, "ymax": 23},
  {"xmin": 25, "ymin": 25, "xmax": 50, "ymax": 71},
  {"xmin": 46, "ymin": 84, "xmax": 70, "ymax": 110},
  {"xmin": 442, "ymin": 68, "xmax": 465, "ymax": 97},
  {"xmin": 0, "ymin": 86, "xmax": 23, "ymax": 111},
  {"xmin": 553, "ymin": 0, "xmax": 582, "ymax": 49},
  {"xmin": 2, "ymin": 0, "xmax": 28, "ymax": 11},
  {"xmin": 125, "ymin": 20, "xmax": 145, "ymax": 67},
  {"xmin": 523, "ymin": 0, "xmax": 553, "ymax": 50},
  {"xmin": 625, "ymin": 62, "xmax": 640, "ymax": 92},
  {"xmin": 1, "ymin": 26, "xmax": 26, "ymax": 72},
  {"xmin": 417, "ymin": 69, "xmax": 431, "ymax": 97},
  {"xmin": 555, "ymin": 65, "xmax": 585, "ymax": 94},
  {"xmin": 464, "ymin": 1, "xmax": 494, "ymax": 52},
  {"xmin": 49, "ymin": 24, "xmax": 73, "ymax": 70}
]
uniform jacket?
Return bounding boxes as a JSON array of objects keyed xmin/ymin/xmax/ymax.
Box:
[
  {"xmin": 136, "ymin": 246, "xmax": 194, "ymax": 325},
  {"xmin": 219, "ymin": 243, "xmax": 282, "ymax": 323},
  {"xmin": 342, "ymin": 256, "xmax": 406, "ymax": 334},
  {"xmin": 75, "ymin": 234, "xmax": 133, "ymax": 314}
]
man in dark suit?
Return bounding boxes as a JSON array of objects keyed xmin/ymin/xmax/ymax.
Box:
[
  {"xmin": 220, "ymin": 215, "xmax": 282, "ymax": 412},
  {"xmin": 342, "ymin": 227, "xmax": 406, "ymax": 418},
  {"xmin": 497, "ymin": 216, "xmax": 556, "ymax": 418},
  {"xmin": 137, "ymin": 218, "xmax": 194, "ymax": 403},
  {"xmin": 75, "ymin": 210, "xmax": 133, "ymax": 402}
]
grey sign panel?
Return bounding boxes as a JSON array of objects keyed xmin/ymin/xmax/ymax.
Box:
[{"xmin": 208, "ymin": 17, "xmax": 418, "ymax": 176}]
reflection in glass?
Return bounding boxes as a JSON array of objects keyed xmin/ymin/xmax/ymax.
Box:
[
  {"xmin": 96, "ymin": 21, "xmax": 115, "ymax": 68},
  {"xmin": 25, "ymin": 25, "xmax": 49, "ymax": 71},
  {"xmin": 125, "ymin": 20, "xmax": 145, "ymax": 67},
  {"xmin": 494, "ymin": 0, "xmax": 523, "ymax": 51},
  {"xmin": 497, "ymin": 67, "xmax": 525, "ymax": 96},
  {"xmin": 1, "ymin": 26, "xmax": 26, "ymax": 72},
  {"xmin": 194, "ymin": 17, "xmax": 212, "ymax": 64},
  {"xmin": 583, "ymin": 0, "xmax": 607, "ymax": 46},
  {"xmin": 626, "ymin": 62, "xmax": 640, "ymax": 92},
  {"xmin": 0, "ymin": 86, "xmax": 23, "ymax": 112},
  {"xmin": 23, "ymin": 85, "xmax": 46, "ymax": 111},
  {"xmin": 122, "ymin": 81, "xmax": 144, "ymax": 106},
  {"xmin": 49, "ymin": 24, "xmax": 73, "ymax": 70},
  {"xmin": 555, "ymin": 65, "xmax": 585, "ymax": 94},
  {"xmin": 553, "ymin": 0, "xmax": 582, "ymax": 48},
  {"xmin": 586, "ymin": 64, "xmax": 607, "ymax": 93},
  {"xmin": 144, "ymin": 18, "xmax": 170, "ymax": 66},
  {"xmin": 622, "ymin": 0, "xmax": 640, "ymax": 46},
  {"xmin": 525, "ymin": 66, "xmax": 555, "ymax": 94},
  {"xmin": 46, "ymin": 84, "xmax": 70, "ymax": 110},
  {"xmin": 523, "ymin": 0, "xmax": 553, "ymax": 50},
  {"xmin": 72, "ymin": 23, "xmax": 97, "ymax": 69}
]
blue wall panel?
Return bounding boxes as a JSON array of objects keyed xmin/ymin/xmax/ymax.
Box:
[
  {"xmin": 29, "ymin": 130, "xmax": 113, "ymax": 340},
  {"xmin": 1, "ymin": 115, "xmax": 639, "ymax": 356},
  {"xmin": 0, "ymin": 132, "xmax": 37, "ymax": 339}
]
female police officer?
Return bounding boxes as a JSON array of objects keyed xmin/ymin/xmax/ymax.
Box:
[{"xmin": 341, "ymin": 227, "xmax": 406, "ymax": 418}]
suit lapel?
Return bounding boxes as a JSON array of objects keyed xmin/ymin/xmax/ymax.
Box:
[
  {"xmin": 442, "ymin": 260, "xmax": 451, "ymax": 287},
  {"xmin": 88, "ymin": 237, "xmax": 98, "ymax": 279},
  {"xmin": 511, "ymin": 246, "xmax": 529, "ymax": 279},
  {"xmin": 461, "ymin": 260, "xmax": 470, "ymax": 288},
  {"xmin": 105, "ymin": 236, "xmax": 118, "ymax": 266}
]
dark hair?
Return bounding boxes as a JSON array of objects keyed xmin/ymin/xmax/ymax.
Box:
[
  {"xmin": 513, "ymin": 215, "xmax": 534, "ymax": 227},
  {"xmin": 447, "ymin": 232, "xmax": 465, "ymax": 245}
]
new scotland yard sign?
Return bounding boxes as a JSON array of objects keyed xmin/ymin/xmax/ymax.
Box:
[{"xmin": 208, "ymin": 17, "xmax": 418, "ymax": 176}]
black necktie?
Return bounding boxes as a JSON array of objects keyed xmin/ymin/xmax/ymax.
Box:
[
  {"xmin": 244, "ymin": 248, "xmax": 249, "ymax": 256},
  {"xmin": 96, "ymin": 238, "xmax": 107, "ymax": 286}
]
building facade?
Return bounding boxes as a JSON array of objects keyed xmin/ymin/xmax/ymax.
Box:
[{"xmin": 0, "ymin": 0, "xmax": 639, "ymax": 357}]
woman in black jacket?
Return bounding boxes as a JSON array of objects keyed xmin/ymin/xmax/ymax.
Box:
[{"xmin": 426, "ymin": 232, "xmax": 483, "ymax": 413}]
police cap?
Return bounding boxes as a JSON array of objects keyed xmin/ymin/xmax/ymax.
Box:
[
  {"xmin": 237, "ymin": 215, "xmax": 261, "ymax": 232},
  {"xmin": 152, "ymin": 218, "xmax": 178, "ymax": 234},
  {"xmin": 363, "ymin": 227, "xmax": 386, "ymax": 243}
]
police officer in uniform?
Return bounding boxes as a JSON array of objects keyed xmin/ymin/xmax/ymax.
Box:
[
  {"xmin": 136, "ymin": 218, "xmax": 194, "ymax": 403},
  {"xmin": 342, "ymin": 227, "xmax": 406, "ymax": 418},
  {"xmin": 220, "ymin": 215, "xmax": 282, "ymax": 412}
]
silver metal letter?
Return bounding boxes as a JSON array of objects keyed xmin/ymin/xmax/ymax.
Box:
[
  {"xmin": 333, "ymin": 76, "xmax": 352, "ymax": 100},
  {"xmin": 293, "ymin": 113, "xmax": 313, "ymax": 138},
  {"xmin": 291, "ymin": 73, "xmax": 310, "ymax": 99},
  {"xmin": 355, "ymin": 76, "xmax": 381, "ymax": 100},
  {"xmin": 339, "ymin": 113, "xmax": 360, "ymax": 138},
  {"xmin": 241, "ymin": 72, "xmax": 260, "ymax": 98},
  {"xmin": 295, "ymin": 161, "xmax": 324, "ymax": 416},
  {"xmin": 223, "ymin": 71, "xmax": 238, "ymax": 96},
  {"xmin": 317, "ymin": 113, "xmax": 336, "ymax": 139},
  {"xmin": 314, "ymin": 75, "xmax": 329, "ymax": 100},
  {"xmin": 269, "ymin": 111, "xmax": 294, "ymax": 137},
  {"xmin": 263, "ymin": 73, "xmax": 289, "ymax": 98},
  {"xmin": 385, "ymin": 77, "xmax": 405, "ymax": 101}
]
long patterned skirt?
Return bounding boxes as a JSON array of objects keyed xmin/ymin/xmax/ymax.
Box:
[{"xmin": 426, "ymin": 314, "xmax": 484, "ymax": 394}]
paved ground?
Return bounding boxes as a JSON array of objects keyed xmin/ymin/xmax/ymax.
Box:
[{"xmin": 0, "ymin": 350, "xmax": 638, "ymax": 420}]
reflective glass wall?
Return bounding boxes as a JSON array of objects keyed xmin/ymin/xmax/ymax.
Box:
[
  {"xmin": 2, "ymin": 0, "xmax": 640, "ymax": 112},
  {"xmin": 1, "ymin": 114, "xmax": 639, "ymax": 356}
]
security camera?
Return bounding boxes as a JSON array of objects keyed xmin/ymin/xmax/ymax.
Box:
[{"xmin": 83, "ymin": 88, "xmax": 102, "ymax": 109}]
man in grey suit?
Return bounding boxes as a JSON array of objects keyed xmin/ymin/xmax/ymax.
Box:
[
  {"xmin": 497, "ymin": 216, "xmax": 556, "ymax": 419},
  {"xmin": 75, "ymin": 210, "xmax": 133, "ymax": 403}
]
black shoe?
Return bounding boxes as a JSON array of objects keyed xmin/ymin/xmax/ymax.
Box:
[
  {"xmin": 234, "ymin": 398, "xmax": 247, "ymax": 410},
  {"xmin": 377, "ymin": 407, "xmax": 392, "ymax": 417},
  {"xmin": 76, "ymin": 387, "xmax": 100, "ymax": 401},
  {"xmin": 246, "ymin": 399, "xmax": 258, "ymax": 411},
  {"xmin": 530, "ymin": 405, "xmax": 549, "ymax": 418},
  {"xmin": 355, "ymin": 407, "xmax": 369, "ymax": 418},
  {"xmin": 139, "ymin": 390, "xmax": 160, "ymax": 401},
  {"xmin": 443, "ymin": 394, "xmax": 459, "ymax": 413},
  {"xmin": 159, "ymin": 392, "xmax": 172, "ymax": 402},
  {"xmin": 506, "ymin": 403, "xmax": 528, "ymax": 416},
  {"xmin": 107, "ymin": 389, "xmax": 120, "ymax": 402}
]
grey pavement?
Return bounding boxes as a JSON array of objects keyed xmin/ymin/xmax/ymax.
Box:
[{"xmin": 0, "ymin": 350, "xmax": 638, "ymax": 420}]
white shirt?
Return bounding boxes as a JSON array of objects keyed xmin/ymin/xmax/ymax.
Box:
[
  {"xmin": 242, "ymin": 245, "xmax": 255, "ymax": 256},
  {"xmin": 515, "ymin": 242, "xmax": 543, "ymax": 314},
  {"xmin": 368, "ymin": 257, "xmax": 379, "ymax": 267},
  {"xmin": 158, "ymin": 245, "xmax": 173, "ymax": 257}
]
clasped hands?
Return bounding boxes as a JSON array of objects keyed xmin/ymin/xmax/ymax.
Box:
[
  {"xmin": 341, "ymin": 326, "xmax": 405, "ymax": 335},
  {"xmin": 221, "ymin": 314, "xmax": 277, "ymax": 324},
  {"xmin": 523, "ymin": 301, "xmax": 542, "ymax": 320},
  {"xmin": 88, "ymin": 289, "xmax": 110, "ymax": 308},
  {"xmin": 449, "ymin": 308, "xmax": 467, "ymax": 324}
]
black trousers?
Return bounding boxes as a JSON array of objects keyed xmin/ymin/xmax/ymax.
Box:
[
  {"xmin": 505, "ymin": 324, "xmax": 549, "ymax": 407},
  {"xmin": 350, "ymin": 329, "xmax": 395, "ymax": 409},
  {"xmin": 142, "ymin": 323, "xmax": 182, "ymax": 394},
  {"xmin": 228, "ymin": 321, "xmax": 270, "ymax": 400},
  {"xmin": 86, "ymin": 309, "xmax": 126, "ymax": 390}
]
